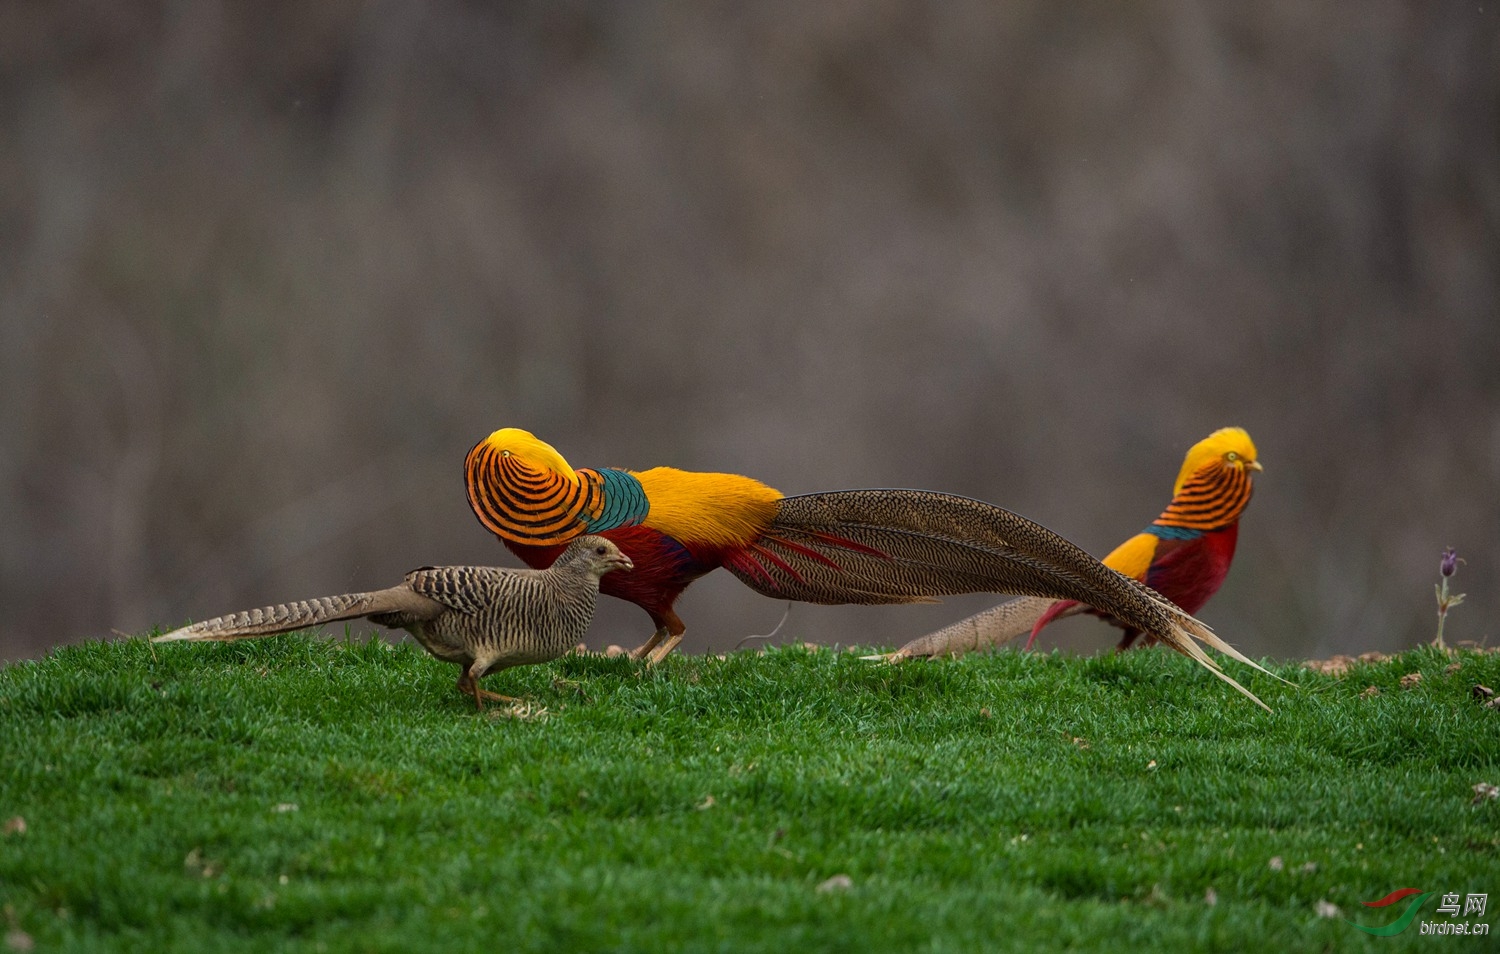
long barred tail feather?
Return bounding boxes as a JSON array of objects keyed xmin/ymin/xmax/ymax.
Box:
[
  {"xmin": 153, "ymin": 589, "xmax": 429, "ymax": 643},
  {"xmin": 1173, "ymin": 612, "xmax": 1288, "ymax": 684},
  {"xmin": 736, "ymin": 489, "xmax": 1275, "ymax": 709},
  {"xmin": 864, "ymin": 595, "xmax": 1059, "ymax": 661},
  {"xmin": 735, "ymin": 490, "xmax": 1184, "ymax": 619}
]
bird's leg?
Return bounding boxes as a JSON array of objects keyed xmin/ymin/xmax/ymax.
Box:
[
  {"xmin": 645, "ymin": 610, "xmax": 687, "ymax": 665},
  {"xmin": 455, "ymin": 670, "xmax": 486, "ymax": 711},
  {"xmin": 630, "ymin": 626, "xmax": 669, "ymax": 662},
  {"xmin": 646, "ymin": 633, "xmax": 683, "ymax": 665},
  {"xmin": 630, "ymin": 609, "xmax": 687, "ymax": 664},
  {"xmin": 1116, "ymin": 628, "xmax": 1142, "ymax": 651}
]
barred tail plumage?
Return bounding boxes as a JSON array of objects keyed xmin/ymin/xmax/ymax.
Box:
[
  {"xmin": 153, "ymin": 589, "xmax": 430, "ymax": 643},
  {"xmin": 867, "ymin": 595, "xmax": 1059, "ymax": 661},
  {"xmin": 726, "ymin": 489, "xmax": 1278, "ymax": 709},
  {"xmin": 727, "ymin": 489, "xmax": 1175, "ymax": 615}
]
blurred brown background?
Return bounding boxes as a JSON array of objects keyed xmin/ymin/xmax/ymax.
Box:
[{"xmin": 3, "ymin": 2, "xmax": 1497, "ymax": 662}]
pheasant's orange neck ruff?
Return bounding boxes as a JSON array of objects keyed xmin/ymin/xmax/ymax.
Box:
[
  {"xmin": 466, "ymin": 443, "xmax": 607, "ymax": 546},
  {"xmin": 1153, "ymin": 462, "xmax": 1253, "ymax": 532}
]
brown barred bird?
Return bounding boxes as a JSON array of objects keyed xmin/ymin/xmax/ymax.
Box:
[
  {"xmin": 886, "ymin": 428, "xmax": 1261, "ymax": 661},
  {"xmin": 153, "ymin": 536, "xmax": 633, "ymax": 710},
  {"xmin": 464, "ymin": 428, "xmax": 1276, "ymax": 709}
]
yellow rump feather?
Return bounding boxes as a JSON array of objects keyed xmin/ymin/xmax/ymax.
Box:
[
  {"xmin": 632, "ymin": 467, "xmax": 783, "ymax": 549},
  {"xmin": 1100, "ymin": 532, "xmax": 1158, "ymax": 581}
]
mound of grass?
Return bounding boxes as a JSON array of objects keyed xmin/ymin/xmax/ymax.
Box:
[{"xmin": 1, "ymin": 636, "xmax": 1497, "ymax": 952}]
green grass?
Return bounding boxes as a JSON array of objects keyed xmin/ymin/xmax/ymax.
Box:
[{"xmin": 1, "ymin": 636, "xmax": 1497, "ymax": 952}]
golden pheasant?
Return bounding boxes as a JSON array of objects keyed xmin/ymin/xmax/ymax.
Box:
[
  {"xmin": 888, "ymin": 427, "xmax": 1261, "ymax": 660},
  {"xmin": 154, "ymin": 536, "xmax": 633, "ymax": 710},
  {"xmin": 464, "ymin": 428, "xmax": 1274, "ymax": 708}
]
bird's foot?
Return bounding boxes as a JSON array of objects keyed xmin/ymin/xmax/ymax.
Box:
[
  {"xmin": 476, "ymin": 688, "xmax": 522, "ymax": 704},
  {"xmin": 456, "ymin": 673, "xmax": 522, "ymax": 712}
]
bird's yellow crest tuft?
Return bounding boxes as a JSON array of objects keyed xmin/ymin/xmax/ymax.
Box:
[
  {"xmin": 1173, "ymin": 427, "xmax": 1259, "ymax": 495},
  {"xmin": 479, "ymin": 427, "xmax": 580, "ymax": 483}
]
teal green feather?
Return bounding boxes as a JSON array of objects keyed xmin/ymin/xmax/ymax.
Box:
[{"xmin": 584, "ymin": 468, "xmax": 650, "ymax": 532}]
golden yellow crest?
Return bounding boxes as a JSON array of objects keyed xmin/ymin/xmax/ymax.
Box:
[
  {"xmin": 1173, "ymin": 427, "xmax": 1260, "ymax": 495},
  {"xmin": 479, "ymin": 427, "xmax": 580, "ymax": 483}
]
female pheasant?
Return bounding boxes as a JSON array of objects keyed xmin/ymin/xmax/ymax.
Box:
[
  {"xmin": 464, "ymin": 427, "xmax": 1274, "ymax": 707},
  {"xmin": 154, "ymin": 536, "xmax": 633, "ymax": 710},
  {"xmin": 887, "ymin": 427, "xmax": 1261, "ymax": 659}
]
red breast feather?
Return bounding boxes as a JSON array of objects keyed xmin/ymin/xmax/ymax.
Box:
[
  {"xmin": 506, "ymin": 524, "xmax": 722, "ymax": 625},
  {"xmin": 1141, "ymin": 525, "xmax": 1239, "ymax": 616}
]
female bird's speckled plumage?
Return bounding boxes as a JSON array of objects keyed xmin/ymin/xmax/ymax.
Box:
[
  {"xmin": 465, "ymin": 428, "xmax": 1275, "ymax": 708},
  {"xmin": 153, "ymin": 536, "xmax": 633, "ymax": 710},
  {"xmin": 889, "ymin": 427, "xmax": 1262, "ymax": 662}
]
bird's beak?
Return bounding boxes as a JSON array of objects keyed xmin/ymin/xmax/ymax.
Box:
[
  {"xmin": 616, "ymin": 556, "xmax": 635, "ymax": 572},
  {"xmin": 1246, "ymin": 460, "xmax": 1264, "ymax": 473}
]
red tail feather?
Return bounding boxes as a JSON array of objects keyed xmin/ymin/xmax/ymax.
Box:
[{"xmin": 1026, "ymin": 599, "xmax": 1078, "ymax": 650}]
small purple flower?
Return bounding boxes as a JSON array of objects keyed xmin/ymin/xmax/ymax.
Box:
[
  {"xmin": 1434, "ymin": 547, "xmax": 1466, "ymax": 650},
  {"xmin": 1441, "ymin": 547, "xmax": 1459, "ymax": 578}
]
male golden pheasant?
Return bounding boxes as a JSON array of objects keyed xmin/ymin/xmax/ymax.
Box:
[
  {"xmin": 464, "ymin": 428, "xmax": 1273, "ymax": 707},
  {"xmin": 154, "ymin": 536, "xmax": 633, "ymax": 710},
  {"xmin": 887, "ymin": 427, "xmax": 1261, "ymax": 660}
]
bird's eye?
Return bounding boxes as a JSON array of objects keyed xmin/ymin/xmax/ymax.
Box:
[
  {"xmin": 501, "ymin": 449, "xmax": 511, "ymax": 457},
  {"xmin": 1226, "ymin": 451, "xmax": 1239, "ymax": 462},
  {"xmin": 595, "ymin": 546, "xmax": 607, "ymax": 555}
]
